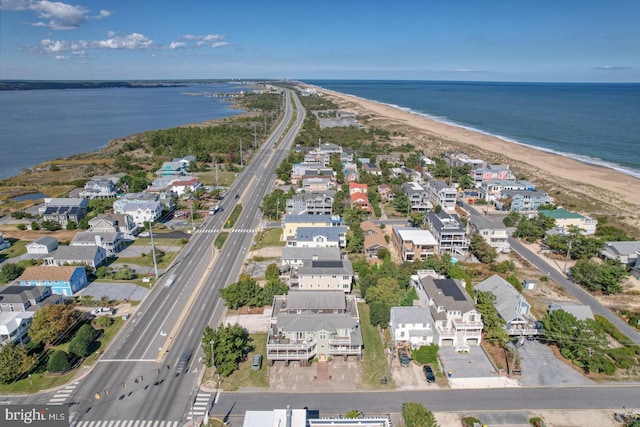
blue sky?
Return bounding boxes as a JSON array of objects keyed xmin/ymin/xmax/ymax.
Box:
[{"xmin": 1, "ymin": 0, "xmax": 639, "ymax": 82}]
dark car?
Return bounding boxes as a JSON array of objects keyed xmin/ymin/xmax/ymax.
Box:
[
  {"xmin": 398, "ymin": 348, "xmax": 410, "ymax": 367},
  {"xmin": 423, "ymin": 365, "xmax": 436, "ymax": 383},
  {"xmin": 251, "ymin": 354, "xmax": 263, "ymax": 370},
  {"xmin": 175, "ymin": 350, "xmax": 192, "ymax": 376}
]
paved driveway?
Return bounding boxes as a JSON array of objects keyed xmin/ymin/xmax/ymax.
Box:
[
  {"xmin": 77, "ymin": 281, "xmax": 149, "ymax": 302},
  {"xmin": 518, "ymin": 340, "xmax": 593, "ymax": 386},
  {"xmin": 439, "ymin": 346, "xmax": 497, "ymax": 378}
]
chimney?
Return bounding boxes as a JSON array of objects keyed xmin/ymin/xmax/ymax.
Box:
[{"xmin": 286, "ymin": 405, "xmax": 292, "ymax": 427}]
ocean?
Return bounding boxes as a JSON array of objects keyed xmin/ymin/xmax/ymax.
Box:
[
  {"xmin": 0, "ymin": 83, "xmax": 247, "ymax": 180},
  {"xmin": 303, "ymin": 80, "xmax": 640, "ymax": 179}
]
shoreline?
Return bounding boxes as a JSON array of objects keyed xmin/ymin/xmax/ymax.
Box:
[{"xmin": 305, "ymin": 84, "xmax": 640, "ymax": 225}]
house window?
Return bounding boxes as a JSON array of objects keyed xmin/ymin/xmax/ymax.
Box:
[
  {"xmin": 469, "ymin": 314, "xmax": 475, "ymax": 322},
  {"xmin": 319, "ymin": 332, "xmax": 326, "ymax": 340},
  {"xmin": 400, "ymin": 331, "xmax": 405, "ymax": 338}
]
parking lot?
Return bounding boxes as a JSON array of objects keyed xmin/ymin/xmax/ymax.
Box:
[{"xmin": 518, "ymin": 339, "xmax": 593, "ymax": 386}]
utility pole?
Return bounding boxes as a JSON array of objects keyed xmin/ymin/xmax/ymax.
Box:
[
  {"xmin": 254, "ymin": 125, "xmax": 257, "ymax": 149},
  {"xmin": 563, "ymin": 238, "xmax": 573, "ymax": 275},
  {"xmin": 240, "ymin": 139, "xmax": 243, "ymax": 168},
  {"xmin": 215, "ymin": 159, "xmax": 219, "ymax": 189},
  {"xmin": 149, "ymin": 223, "xmax": 159, "ymax": 280}
]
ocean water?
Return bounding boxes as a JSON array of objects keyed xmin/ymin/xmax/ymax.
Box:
[
  {"xmin": 0, "ymin": 83, "xmax": 246, "ymax": 179},
  {"xmin": 304, "ymin": 80, "xmax": 640, "ymax": 179}
]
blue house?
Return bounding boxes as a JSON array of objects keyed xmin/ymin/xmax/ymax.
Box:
[{"xmin": 18, "ymin": 266, "xmax": 88, "ymax": 296}]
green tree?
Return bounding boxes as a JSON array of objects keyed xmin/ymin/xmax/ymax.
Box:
[
  {"xmin": 66, "ymin": 220, "xmax": 78, "ymax": 230},
  {"xmin": 220, "ymin": 276, "xmax": 264, "ymax": 309},
  {"xmin": 570, "ymin": 259, "xmax": 628, "ymax": 294},
  {"xmin": 262, "ymin": 281, "xmax": 289, "ymax": 305},
  {"xmin": 28, "ymin": 304, "xmax": 78, "ymax": 345},
  {"xmin": 68, "ymin": 324, "xmax": 97, "ymax": 358},
  {"xmin": 0, "ymin": 343, "xmax": 36, "ymax": 384},
  {"xmin": 346, "ymin": 221, "xmax": 364, "ymax": 254},
  {"xmin": 47, "ymin": 350, "xmax": 70, "ymax": 373},
  {"xmin": 40, "ymin": 220, "xmax": 62, "ymax": 231},
  {"xmin": 392, "ymin": 193, "xmax": 410, "ymax": 215},
  {"xmin": 402, "ymin": 402, "xmax": 439, "ymax": 427},
  {"xmin": 0, "ymin": 263, "xmax": 25, "ymax": 284},
  {"xmin": 345, "ymin": 410, "xmax": 363, "ymax": 419},
  {"xmin": 369, "ymin": 301, "xmax": 391, "ymax": 328},
  {"xmin": 469, "ymin": 233, "xmax": 497, "ymax": 264},
  {"xmin": 475, "ymin": 291, "xmax": 509, "ymax": 347},
  {"xmin": 114, "ymin": 266, "xmax": 135, "ymax": 280},
  {"xmin": 264, "ymin": 263, "xmax": 281, "ymax": 282},
  {"xmin": 503, "ymin": 211, "xmax": 520, "ymax": 227},
  {"xmin": 200, "ymin": 323, "xmax": 251, "ymax": 377}
]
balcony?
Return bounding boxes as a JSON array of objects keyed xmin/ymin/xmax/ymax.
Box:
[
  {"xmin": 452, "ymin": 319, "xmax": 484, "ymax": 330},
  {"xmin": 267, "ymin": 338, "xmax": 317, "ymax": 361}
]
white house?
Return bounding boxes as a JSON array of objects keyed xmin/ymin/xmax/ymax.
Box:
[
  {"xmin": 26, "ymin": 236, "xmax": 58, "ymax": 254},
  {"xmin": 119, "ymin": 201, "xmax": 163, "ymax": 227},
  {"xmin": 390, "ymin": 307, "xmax": 435, "ymax": 349}
]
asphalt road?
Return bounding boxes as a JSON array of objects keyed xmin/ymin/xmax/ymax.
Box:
[{"xmin": 20, "ymin": 90, "xmax": 306, "ymax": 426}]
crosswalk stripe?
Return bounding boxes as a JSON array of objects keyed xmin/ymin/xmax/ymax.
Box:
[{"xmin": 49, "ymin": 398, "xmax": 68, "ymax": 402}]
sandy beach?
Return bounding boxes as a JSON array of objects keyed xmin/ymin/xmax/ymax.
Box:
[{"xmin": 307, "ymin": 85, "xmax": 640, "ymax": 231}]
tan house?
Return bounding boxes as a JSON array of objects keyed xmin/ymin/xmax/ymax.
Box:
[
  {"xmin": 281, "ymin": 214, "xmax": 344, "ymax": 242},
  {"xmin": 392, "ymin": 227, "xmax": 437, "ymax": 262},
  {"xmin": 361, "ymin": 221, "xmax": 388, "ymax": 259}
]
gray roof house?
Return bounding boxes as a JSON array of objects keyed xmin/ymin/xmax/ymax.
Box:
[
  {"xmin": 401, "ymin": 182, "xmax": 432, "ymax": 212},
  {"xmin": 426, "ymin": 210, "xmax": 469, "ymax": 256},
  {"xmin": 427, "ymin": 180, "xmax": 457, "ymax": 212},
  {"xmin": 89, "ymin": 213, "xmax": 139, "ymax": 240},
  {"xmin": 289, "ymin": 226, "xmax": 348, "ymax": 249},
  {"xmin": 71, "ymin": 231, "xmax": 121, "ymax": 256},
  {"xmin": 26, "ymin": 236, "xmax": 58, "ymax": 254},
  {"xmin": 40, "ymin": 198, "xmax": 89, "ymax": 227},
  {"xmin": 267, "ymin": 291, "xmax": 362, "ymax": 365},
  {"xmin": 79, "ymin": 178, "xmax": 118, "ymax": 199},
  {"xmin": 280, "ymin": 247, "xmax": 342, "ymax": 267},
  {"xmin": 549, "ymin": 301, "xmax": 594, "ymax": 321},
  {"xmin": 470, "ymin": 214, "xmax": 511, "ymax": 254},
  {"xmin": 44, "ymin": 245, "xmax": 107, "ymax": 268},
  {"xmin": 601, "ymin": 241, "xmax": 640, "ymax": 266},
  {"xmin": 285, "ymin": 191, "xmax": 335, "ymax": 216},
  {"xmin": 289, "ymin": 258, "xmax": 353, "ymax": 293},
  {"xmin": 475, "ymin": 275, "xmax": 539, "ymax": 336},
  {"xmin": 0, "ymin": 286, "xmax": 62, "ymax": 313},
  {"xmin": 0, "ymin": 311, "xmax": 34, "ymax": 346},
  {"xmin": 390, "ymin": 307, "xmax": 435, "ymax": 349},
  {"xmin": 412, "ymin": 272, "xmax": 483, "ymax": 351}
]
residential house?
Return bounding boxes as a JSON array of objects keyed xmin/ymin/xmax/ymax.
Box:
[
  {"xmin": 156, "ymin": 161, "xmax": 188, "ymax": 178},
  {"xmin": 244, "ymin": 407, "xmax": 390, "ymax": 427},
  {"xmin": 470, "ymin": 214, "xmax": 511, "ymax": 253},
  {"xmin": 303, "ymin": 150, "xmax": 330, "ymax": 167},
  {"xmin": 375, "ymin": 153, "xmax": 403, "ymax": 165},
  {"xmin": 44, "ymin": 245, "xmax": 107, "ymax": 269},
  {"xmin": 412, "ymin": 272, "xmax": 483, "ymax": 350},
  {"xmin": 118, "ymin": 201, "xmax": 163, "ymax": 227},
  {"xmin": 171, "ymin": 155, "xmax": 196, "ymax": 168},
  {"xmin": 40, "ymin": 198, "xmax": 89, "ymax": 227},
  {"xmin": 497, "ymin": 189, "xmax": 551, "ymax": 212},
  {"xmin": 0, "ymin": 232, "xmax": 10, "ymax": 251},
  {"xmin": 420, "ymin": 155, "xmax": 436, "ymax": 168},
  {"xmin": 0, "ymin": 312, "xmax": 34, "ymax": 345},
  {"xmin": 89, "ymin": 213, "xmax": 139, "ymax": 240},
  {"xmin": 549, "ymin": 301, "xmax": 594, "ymax": 321},
  {"xmin": 361, "ymin": 221, "xmax": 387, "ymax": 259},
  {"xmin": 289, "ymin": 259, "xmax": 353, "ymax": 292},
  {"xmin": 390, "ymin": 307, "xmax": 435, "ymax": 349},
  {"xmin": 350, "ymin": 192, "xmax": 371, "ymax": 213},
  {"xmin": 290, "ymin": 164, "xmax": 334, "ymax": 185},
  {"xmin": 401, "ymin": 182, "xmax": 432, "ymax": 212},
  {"xmin": 390, "ymin": 166, "xmax": 415, "ymax": 180},
  {"xmin": 539, "ymin": 208, "xmax": 597, "ymax": 235},
  {"xmin": 427, "ymin": 180, "xmax": 457, "ymax": 212},
  {"xmin": 26, "ymin": 236, "xmax": 58, "ymax": 254},
  {"xmin": 280, "ymin": 247, "xmax": 342, "ymax": 268},
  {"xmin": 285, "ymin": 192, "xmax": 335, "ymax": 216},
  {"xmin": 426, "ymin": 211, "xmax": 469, "ymax": 256},
  {"xmin": 171, "ymin": 176, "xmax": 202, "ymax": 197},
  {"xmin": 0, "ymin": 286, "xmax": 62, "ymax": 312},
  {"xmin": 288, "ymin": 226, "xmax": 348, "ymax": 248},
  {"xmin": 79, "ymin": 178, "xmax": 118, "ymax": 199},
  {"xmin": 444, "ymin": 151, "xmax": 470, "ymax": 167},
  {"xmin": 18, "ymin": 266, "xmax": 88, "ymax": 296},
  {"xmin": 601, "ymin": 241, "xmax": 640, "ymax": 269},
  {"xmin": 114, "ymin": 191, "xmax": 174, "ymax": 213},
  {"xmin": 361, "ymin": 162, "xmax": 382, "ymax": 175},
  {"xmin": 319, "ymin": 142, "xmax": 342, "ymax": 154},
  {"xmin": 392, "ymin": 227, "xmax": 438, "ymax": 262},
  {"xmin": 475, "ymin": 275, "xmax": 539, "ymax": 336},
  {"xmin": 301, "ymin": 177, "xmax": 335, "ymax": 192},
  {"xmin": 377, "ymin": 184, "xmax": 395, "ymax": 202},
  {"xmin": 340, "ymin": 149, "xmax": 354, "ymax": 164},
  {"xmin": 349, "ymin": 182, "xmax": 368, "ymax": 195},
  {"xmin": 471, "ymin": 164, "xmax": 516, "ymax": 187},
  {"xmin": 478, "ymin": 180, "xmax": 535, "ymax": 203},
  {"xmin": 266, "ymin": 291, "xmax": 362, "ymax": 365},
  {"xmin": 281, "ymin": 214, "xmax": 344, "ymax": 242},
  {"xmin": 71, "ymin": 232, "xmax": 121, "ymax": 256},
  {"xmin": 342, "ymin": 162, "xmax": 359, "ymax": 182}
]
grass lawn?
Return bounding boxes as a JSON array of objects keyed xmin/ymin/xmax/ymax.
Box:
[
  {"xmin": 0, "ymin": 239, "xmax": 27, "ymax": 258},
  {"xmin": 223, "ymin": 205, "xmax": 242, "ymax": 229},
  {"xmin": 116, "ymin": 251, "xmax": 179, "ymax": 269},
  {"xmin": 0, "ymin": 317, "xmax": 125, "ymax": 393},
  {"xmin": 130, "ymin": 238, "xmax": 187, "ymax": 247},
  {"xmin": 213, "ymin": 333, "xmax": 269, "ymax": 391},
  {"xmin": 214, "ymin": 232, "xmax": 228, "ymax": 250},
  {"xmin": 195, "ymin": 170, "xmax": 237, "ymax": 187},
  {"xmin": 254, "ymin": 228, "xmax": 285, "ymax": 249},
  {"xmin": 358, "ymin": 303, "xmax": 393, "ymax": 389}
]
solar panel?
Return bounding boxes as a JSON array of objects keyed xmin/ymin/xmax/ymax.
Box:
[{"xmin": 435, "ymin": 279, "xmax": 466, "ymax": 301}]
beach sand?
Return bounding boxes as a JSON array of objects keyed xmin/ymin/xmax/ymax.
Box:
[{"xmin": 307, "ymin": 85, "xmax": 640, "ymax": 231}]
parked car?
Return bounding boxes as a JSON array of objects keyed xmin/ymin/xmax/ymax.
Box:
[
  {"xmin": 252, "ymin": 354, "xmax": 263, "ymax": 370},
  {"xmin": 423, "ymin": 365, "xmax": 436, "ymax": 383},
  {"xmin": 398, "ymin": 348, "xmax": 410, "ymax": 367}
]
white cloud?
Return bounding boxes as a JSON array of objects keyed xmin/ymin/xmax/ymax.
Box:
[
  {"xmin": 30, "ymin": 0, "xmax": 89, "ymax": 30},
  {"xmin": 97, "ymin": 33, "xmax": 154, "ymax": 49},
  {"xmin": 94, "ymin": 9, "xmax": 110, "ymax": 19},
  {"xmin": 169, "ymin": 41, "xmax": 187, "ymax": 49},
  {"xmin": 0, "ymin": 0, "xmax": 31, "ymax": 10},
  {"xmin": 593, "ymin": 65, "xmax": 632, "ymax": 71}
]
